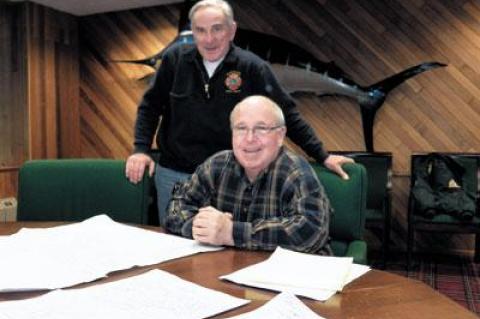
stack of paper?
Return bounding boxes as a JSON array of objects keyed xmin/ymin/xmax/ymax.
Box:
[
  {"xmin": 221, "ymin": 247, "xmax": 370, "ymax": 301},
  {"xmin": 0, "ymin": 270, "xmax": 249, "ymax": 319},
  {"xmin": 0, "ymin": 215, "xmax": 222, "ymax": 291}
]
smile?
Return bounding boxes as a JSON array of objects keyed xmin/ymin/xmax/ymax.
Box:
[{"xmin": 244, "ymin": 148, "xmax": 261, "ymax": 154}]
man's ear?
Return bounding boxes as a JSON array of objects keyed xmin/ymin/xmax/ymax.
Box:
[
  {"xmin": 277, "ymin": 127, "xmax": 286, "ymax": 146},
  {"xmin": 229, "ymin": 21, "xmax": 237, "ymax": 41}
]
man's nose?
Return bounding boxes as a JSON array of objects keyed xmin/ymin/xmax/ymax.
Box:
[
  {"xmin": 245, "ymin": 129, "xmax": 256, "ymax": 142},
  {"xmin": 205, "ymin": 31, "xmax": 215, "ymax": 43}
]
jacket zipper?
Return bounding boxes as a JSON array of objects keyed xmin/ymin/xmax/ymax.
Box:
[
  {"xmin": 196, "ymin": 60, "xmax": 211, "ymax": 100},
  {"xmin": 204, "ymin": 83, "xmax": 210, "ymax": 99}
]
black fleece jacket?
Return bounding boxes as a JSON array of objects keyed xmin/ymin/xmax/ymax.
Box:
[{"xmin": 133, "ymin": 44, "xmax": 328, "ymax": 174}]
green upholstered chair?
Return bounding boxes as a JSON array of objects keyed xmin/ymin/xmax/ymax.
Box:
[
  {"xmin": 311, "ymin": 162, "xmax": 368, "ymax": 264},
  {"xmin": 407, "ymin": 153, "xmax": 480, "ymax": 269},
  {"xmin": 17, "ymin": 159, "xmax": 152, "ymax": 224},
  {"xmin": 333, "ymin": 152, "xmax": 392, "ymax": 268}
]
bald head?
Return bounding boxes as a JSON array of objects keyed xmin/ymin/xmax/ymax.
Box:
[
  {"xmin": 230, "ymin": 96, "xmax": 285, "ymax": 127},
  {"xmin": 230, "ymin": 96, "xmax": 286, "ymax": 181}
]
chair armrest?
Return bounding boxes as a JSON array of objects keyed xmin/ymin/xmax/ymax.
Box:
[{"xmin": 346, "ymin": 240, "xmax": 368, "ymax": 265}]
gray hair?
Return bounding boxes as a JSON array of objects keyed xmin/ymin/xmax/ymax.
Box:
[
  {"xmin": 188, "ymin": 0, "xmax": 235, "ymax": 26},
  {"xmin": 230, "ymin": 95, "xmax": 286, "ymax": 126}
]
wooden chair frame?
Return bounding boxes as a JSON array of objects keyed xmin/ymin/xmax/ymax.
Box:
[{"xmin": 407, "ymin": 153, "xmax": 480, "ymax": 270}]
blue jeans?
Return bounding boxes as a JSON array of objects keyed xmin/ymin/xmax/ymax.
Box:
[{"xmin": 155, "ymin": 164, "xmax": 190, "ymax": 227}]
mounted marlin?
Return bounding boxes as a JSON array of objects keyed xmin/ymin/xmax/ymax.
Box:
[{"xmin": 114, "ymin": 1, "xmax": 446, "ymax": 152}]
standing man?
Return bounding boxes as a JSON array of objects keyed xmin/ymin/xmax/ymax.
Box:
[
  {"xmin": 126, "ymin": 0, "xmax": 352, "ymax": 226},
  {"xmin": 166, "ymin": 95, "xmax": 332, "ymax": 255}
]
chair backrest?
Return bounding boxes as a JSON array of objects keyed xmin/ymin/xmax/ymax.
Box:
[
  {"xmin": 333, "ymin": 152, "xmax": 392, "ymax": 211},
  {"xmin": 310, "ymin": 162, "xmax": 367, "ymax": 242},
  {"xmin": 410, "ymin": 153, "xmax": 480, "ymax": 216},
  {"xmin": 17, "ymin": 159, "xmax": 151, "ymax": 224},
  {"xmin": 411, "ymin": 153, "xmax": 479, "ymax": 192}
]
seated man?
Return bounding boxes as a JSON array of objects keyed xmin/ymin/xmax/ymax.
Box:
[{"xmin": 166, "ymin": 95, "xmax": 332, "ymax": 255}]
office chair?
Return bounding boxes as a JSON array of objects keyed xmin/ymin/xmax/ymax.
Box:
[
  {"xmin": 333, "ymin": 152, "xmax": 392, "ymax": 268},
  {"xmin": 311, "ymin": 162, "xmax": 368, "ymax": 264},
  {"xmin": 17, "ymin": 159, "xmax": 152, "ymax": 224}
]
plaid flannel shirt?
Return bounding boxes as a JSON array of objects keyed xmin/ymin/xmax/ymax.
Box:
[{"xmin": 166, "ymin": 148, "xmax": 332, "ymax": 255}]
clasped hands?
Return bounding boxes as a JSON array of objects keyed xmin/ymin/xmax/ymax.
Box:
[{"xmin": 192, "ymin": 206, "xmax": 234, "ymax": 246}]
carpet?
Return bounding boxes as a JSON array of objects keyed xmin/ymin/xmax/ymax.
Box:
[{"xmin": 370, "ymin": 253, "xmax": 480, "ymax": 315}]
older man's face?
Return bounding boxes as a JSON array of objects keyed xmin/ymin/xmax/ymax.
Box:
[
  {"xmin": 231, "ymin": 101, "xmax": 285, "ymax": 181},
  {"xmin": 191, "ymin": 6, "xmax": 236, "ymax": 62}
]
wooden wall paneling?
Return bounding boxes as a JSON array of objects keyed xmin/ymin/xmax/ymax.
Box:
[
  {"xmin": 25, "ymin": 3, "xmax": 80, "ymax": 159},
  {"xmin": 80, "ymin": 49, "xmax": 142, "ymax": 157},
  {"xmin": 44, "ymin": 8, "xmax": 58, "ymax": 159},
  {"xmin": 26, "ymin": 3, "xmax": 52, "ymax": 159},
  {"xmin": 80, "ymin": 111, "xmax": 113, "ymax": 159},
  {"xmin": 0, "ymin": 168, "xmax": 19, "ymax": 198},
  {"xmin": 0, "ymin": 3, "xmax": 28, "ymax": 167},
  {"xmin": 56, "ymin": 14, "xmax": 80, "ymax": 158},
  {"xmin": 79, "ymin": 8, "xmax": 178, "ymax": 158},
  {"xmin": 0, "ymin": 2, "xmax": 79, "ymax": 198},
  {"xmin": 431, "ymin": 2, "xmax": 480, "ymax": 70},
  {"xmin": 464, "ymin": 2, "xmax": 480, "ymax": 22},
  {"xmin": 80, "ymin": 51, "xmax": 141, "ymax": 157},
  {"xmin": 0, "ymin": 3, "xmax": 27, "ymax": 198}
]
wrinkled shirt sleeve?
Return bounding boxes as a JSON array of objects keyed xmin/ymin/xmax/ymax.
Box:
[{"xmin": 165, "ymin": 159, "xmax": 215, "ymax": 237}]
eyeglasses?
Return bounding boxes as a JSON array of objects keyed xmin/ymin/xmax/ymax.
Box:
[{"xmin": 232, "ymin": 125, "xmax": 284, "ymax": 137}]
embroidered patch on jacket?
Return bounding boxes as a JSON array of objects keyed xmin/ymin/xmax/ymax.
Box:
[{"xmin": 225, "ymin": 71, "xmax": 242, "ymax": 93}]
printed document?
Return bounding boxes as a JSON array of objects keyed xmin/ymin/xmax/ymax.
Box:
[
  {"xmin": 0, "ymin": 215, "xmax": 222, "ymax": 291},
  {"xmin": 0, "ymin": 269, "xmax": 249, "ymax": 319},
  {"xmin": 226, "ymin": 292, "xmax": 325, "ymax": 319}
]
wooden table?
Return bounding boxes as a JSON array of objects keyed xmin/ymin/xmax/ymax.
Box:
[{"xmin": 0, "ymin": 222, "xmax": 477, "ymax": 318}]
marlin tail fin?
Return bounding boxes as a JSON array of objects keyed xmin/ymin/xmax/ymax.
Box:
[{"xmin": 359, "ymin": 61, "xmax": 447, "ymax": 151}]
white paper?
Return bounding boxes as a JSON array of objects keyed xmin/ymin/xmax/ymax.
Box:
[
  {"xmin": 0, "ymin": 215, "xmax": 223, "ymax": 291},
  {"xmin": 221, "ymin": 247, "xmax": 370, "ymax": 301},
  {"xmin": 227, "ymin": 292, "xmax": 324, "ymax": 319},
  {"xmin": 222, "ymin": 276, "xmax": 337, "ymax": 301},
  {"xmin": 0, "ymin": 270, "xmax": 249, "ymax": 319}
]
